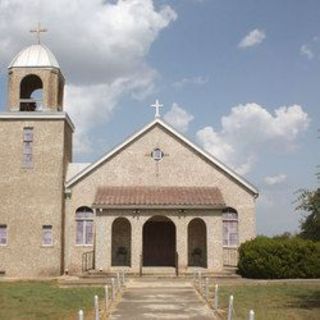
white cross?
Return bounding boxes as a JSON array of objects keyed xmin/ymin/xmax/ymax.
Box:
[
  {"xmin": 151, "ymin": 99, "xmax": 163, "ymax": 118},
  {"xmin": 30, "ymin": 22, "xmax": 47, "ymax": 44}
]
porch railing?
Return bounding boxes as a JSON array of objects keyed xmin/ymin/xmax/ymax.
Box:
[
  {"xmin": 223, "ymin": 247, "xmax": 239, "ymax": 267},
  {"xmin": 82, "ymin": 251, "xmax": 95, "ymax": 272}
]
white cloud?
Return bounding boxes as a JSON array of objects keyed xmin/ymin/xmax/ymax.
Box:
[
  {"xmin": 0, "ymin": 0, "xmax": 177, "ymax": 153},
  {"xmin": 300, "ymin": 44, "xmax": 314, "ymax": 59},
  {"xmin": 238, "ymin": 29, "xmax": 266, "ymax": 48},
  {"xmin": 264, "ymin": 174, "xmax": 287, "ymax": 186},
  {"xmin": 164, "ymin": 103, "xmax": 194, "ymax": 133},
  {"xmin": 197, "ymin": 103, "xmax": 310, "ymax": 175},
  {"xmin": 172, "ymin": 76, "xmax": 209, "ymax": 88}
]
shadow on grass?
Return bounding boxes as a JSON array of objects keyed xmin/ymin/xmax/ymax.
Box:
[{"xmin": 290, "ymin": 290, "xmax": 320, "ymax": 309}]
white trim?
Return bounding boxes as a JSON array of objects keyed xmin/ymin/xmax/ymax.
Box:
[
  {"xmin": 0, "ymin": 112, "xmax": 75, "ymax": 131},
  {"xmin": 66, "ymin": 118, "xmax": 259, "ymax": 195}
]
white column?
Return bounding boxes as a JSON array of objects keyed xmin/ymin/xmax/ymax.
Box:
[
  {"xmin": 96, "ymin": 214, "xmax": 112, "ymax": 272},
  {"xmin": 131, "ymin": 217, "xmax": 143, "ymax": 272},
  {"xmin": 175, "ymin": 217, "xmax": 188, "ymax": 271},
  {"xmin": 205, "ymin": 212, "xmax": 223, "ymax": 271}
]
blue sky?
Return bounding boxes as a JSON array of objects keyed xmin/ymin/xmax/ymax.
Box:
[{"xmin": 0, "ymin": 0, "xmax": 319, "ymax": 235}]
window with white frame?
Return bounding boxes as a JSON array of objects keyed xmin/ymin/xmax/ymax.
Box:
[
  {"xmin": 23, "ymin": 127, "xmax": 33, "ymax": 168},
  {"xmin": 223, "ymin": 208, "xmax": 238, "ymax": 247},
  {"xmin": 76, "ymin": 207, "xmax": 94, "ymax": 245},
  {"xmin": 0, "ymin": 225, "xmax": 8, "ymax": 245},
  {"xmin": 42, "ymin": 225, "xmax": 53, "ymax": 246}
]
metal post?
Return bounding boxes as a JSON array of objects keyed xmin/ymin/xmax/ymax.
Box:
[
  {"xmin": 94, "ymin": 295, "xmax": 99, "ymax": 320},
  {"xmin": 78, "ymin": 309, "xmax": 84, "ymax": 320},
  {"xmin": 105, "ymin": 285, "xmax": 109, "ymax": 311},
  {"xmin": 214, "ymin": 284, "xmax": 219, "ymax": 310},
  {"xmin": 198, "ymin": 271, "xmax": 202, "ymax": 292},
  {"xmin": 227, "ymin": 295, "xmax": 234, "ymax": 320},
  {"xmin": 249, "ymin": 310, "xmax": 255, "ymax": 320},
  {"xmin": 205, "ymin": 277, "xmax": 209, "ymax": 300},
  {"xmin": 111, "ymin": 278, "xmax": 116, "ymax": 300}
]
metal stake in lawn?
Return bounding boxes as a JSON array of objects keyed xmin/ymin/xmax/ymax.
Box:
[
  {"xmin": 94, "ymin": 295, "xmax": 100, "ymax": 320},
  {"xmin": 78, "ymin": 309, "xmax": 84, "ymax": 320},
  {"xmin": 111, "ymin": 278, "xmax": 116, "ymax": 300},
  {"xmin": 214, "ymin": 284, "xmax": 219, "ymax": 310},
  {"xmin": 105, "ymin": 285, "xmax": 109, "ymax": 311},
  {"xmin": 228, "ymin": 295, "xmax": 234, "ymax": 320},
  {"xmin": 249, "ymin": 310, "xmax": 255, "ymax": 320}
]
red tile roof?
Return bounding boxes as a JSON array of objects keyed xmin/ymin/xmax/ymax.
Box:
[{"xmin": 93, "ymin": 186, "xmax": 225, "ymax": 209}]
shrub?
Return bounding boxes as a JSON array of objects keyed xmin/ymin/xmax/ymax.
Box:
[{"xmin": 237, "ymin": 236, "xmax": 320, "ymax": 279}]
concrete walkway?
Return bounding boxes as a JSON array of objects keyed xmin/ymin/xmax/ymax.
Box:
[{"xmin": 109, "ymin": 278, "xmax": 215, "ymax": 320}]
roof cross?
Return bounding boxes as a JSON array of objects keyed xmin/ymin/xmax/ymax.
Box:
[
  {"xmin": 30, "ymin": 22, "xmax": 47, "ymax": 44},
  {"xmin": 151, "ymin": 99, "xmax": 163, "ymax": 118}
]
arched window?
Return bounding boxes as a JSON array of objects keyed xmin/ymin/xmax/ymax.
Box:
[
  {"xmin": 19, "ymin": 74, "xmax": 43, "ymax": 111},
  {"xmin": 222, "ymin": 207, "xmax": 238, "ymax": 247},
  {"xmin": 75, "ymin": 207, "xmax": 94, "ymax": 245}
]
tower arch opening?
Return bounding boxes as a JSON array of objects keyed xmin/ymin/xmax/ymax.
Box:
[{"xmin": 19, "ymin": 74, "xmax": 43, "ymax": 111}]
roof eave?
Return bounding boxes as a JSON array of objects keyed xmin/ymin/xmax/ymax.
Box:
[{"xmin": 93, "ymin": 204, "xmax": 226, "ymax": 210}]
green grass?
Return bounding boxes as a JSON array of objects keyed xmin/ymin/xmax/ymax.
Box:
[
  {"xmin": 1, "ymin": 281, "xmax": 319, "ymax": 320},
  {"xmin": 216, "ymin": 282, "xmax": 320, "ymax": 320},
  {"xmin": 0, "ymin": 281, "xmax": 104, "ymax": 320}
]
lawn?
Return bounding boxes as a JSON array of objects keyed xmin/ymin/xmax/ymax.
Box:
[
  {"xmin": 0, "ymin": 281, "xmax": 104, "ymax": 320},
  {"xmin": 0, "ymin": 280, "xmax": 319, "ymax": 319},
  {"xmin": 215, "ymin": 282, "xmax": 320, "ymax": 320}
]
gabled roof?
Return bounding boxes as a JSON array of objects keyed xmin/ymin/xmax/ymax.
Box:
[{"xmin": 66, "ymin": 118, "xmax": 259, "ymax": 195}]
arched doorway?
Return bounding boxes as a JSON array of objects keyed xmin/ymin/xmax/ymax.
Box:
[
  {"xmin": 112, "ymin": 218, "xmax": 131, "ymax": 266},
  {"xmin": 143, "ymin": 216, "xmax": 176, "ymax": 266},
  {"xmin": 188, "ymin": 218, "xmax": 207, "ymax": 268}
]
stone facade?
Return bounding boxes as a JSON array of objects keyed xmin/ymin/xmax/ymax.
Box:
[
  {"xmin": 0, "ymin": 116, "xmax": 73, "ymax": 277},
  {"xmin": 65, "ymin": 124, "xmax": 257, "ymax": 274}
]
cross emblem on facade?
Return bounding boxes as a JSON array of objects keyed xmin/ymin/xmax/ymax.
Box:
[
  {"xmin": 151, "ymin": 99, "xmax": 163, "ymax": 118},
  {"xmin": 30, "ymin": 22, "xmax": 48, "ymax": 44}
]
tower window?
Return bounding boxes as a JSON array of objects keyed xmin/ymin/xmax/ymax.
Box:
[
  {"xmin": 23, "ymin": 127, "xmax": 33, "ymax": 168},
  {"xmin": 0, "ymin": 225, "xmax": 8, "ymax": 245},
  {"xmin": 42, "ymin": 225, "xmax": 53, "ymax": 246}
]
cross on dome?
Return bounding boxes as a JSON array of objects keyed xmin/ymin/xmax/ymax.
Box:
[
  {"xmin": 151, "ymin": 99, "xmax": 163, "ymax": 118},
  {"xmin": 30, "ymin": 22, "xmax": 47, "ymax": 44}
]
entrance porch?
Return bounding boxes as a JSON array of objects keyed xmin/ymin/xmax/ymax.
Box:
[{"xmin": 91, "ymin": 186, "xmax": 228, "ymax": 274}]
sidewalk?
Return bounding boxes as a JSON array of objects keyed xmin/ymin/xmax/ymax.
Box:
[{"xmin": 109, "ymin": 278, "xmax": 215, "ymax": 319}]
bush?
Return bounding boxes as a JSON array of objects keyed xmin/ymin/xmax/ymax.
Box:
[{"xmin": 237, "ymin": 236, "xmax": 320, "ymax": 279}]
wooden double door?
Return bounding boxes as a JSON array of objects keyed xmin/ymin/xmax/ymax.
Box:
[{"xmin": 143, "ymin": 220, "xmax": 176, "ymax": 266}]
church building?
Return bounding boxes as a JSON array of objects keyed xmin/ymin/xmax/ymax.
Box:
[{"xmin": 0, "ymin": 40, "xmax": 259, "ymax": 277}]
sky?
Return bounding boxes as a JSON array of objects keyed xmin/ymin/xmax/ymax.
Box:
[{"xmin": 0, "ymin": 0, "xmax": 319, "ymax": 235}]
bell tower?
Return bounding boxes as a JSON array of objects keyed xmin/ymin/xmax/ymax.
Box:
[
  {"xmin": 7, "ymin": 23, "xmax": 64, "ymax": 112},
  {"xmin": 0, "ymin": 26, "xmax": 74, "ymax": 277},
  {"xmin": 7, "ymin": 43, "xmax": 64, "ymax": 112}
]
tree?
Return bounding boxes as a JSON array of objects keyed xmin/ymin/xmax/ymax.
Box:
[{"xmin": 296, "ymin": 188, "xmax": 320, "ymax": 241}]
